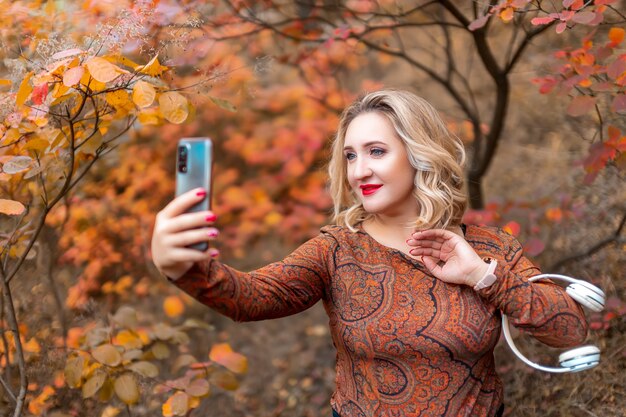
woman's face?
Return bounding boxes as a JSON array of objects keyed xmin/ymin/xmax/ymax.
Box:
[{"xmin": 343, "ymin": 112, "xmax": 418, "ymax": 219}]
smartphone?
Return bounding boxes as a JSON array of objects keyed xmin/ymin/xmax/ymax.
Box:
[{"xmin": 175, "ymin": 137, "xmax": 214, "ymax": 251}]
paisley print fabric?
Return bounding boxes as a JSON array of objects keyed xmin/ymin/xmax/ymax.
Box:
[{"xmin": 171, "ymin": 225, "xmax": 588, "ymax": 417}]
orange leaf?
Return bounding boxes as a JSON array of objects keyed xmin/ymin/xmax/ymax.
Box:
[
  {"xmin": 209, "ymin": 343, "xmax": 248, "ymax": 374},
  {"xmin": 163, "ymin": 295, "xmax": 185, "ymax": 318},
  {"xmin": 502, "ymin": 221, "xmax": 520, "ymax": 237},
  {"xmin": 499, "ymin": 7, "xmax": 514, "ymax": 22},
  {"xmin": 545, "ymin": 207, "xmax": 563, "ymax": 222},
  {"xmin": 608, "ymin": 27, "xmax": 625, "ymax": 47},
  {"xmin": 86, "ymin": 57, "xmax": 123, "ymax": 83},
  {"xmin": 0, "ymin": 199, "xmax": 26, "ymax": 216},
  {"xmin": 135, "ymin": 54, "xmax": 168, "ymax": 77},
  {"xmin": 16, "ymin": 71, "xmax": 33, "ymax": 107}
]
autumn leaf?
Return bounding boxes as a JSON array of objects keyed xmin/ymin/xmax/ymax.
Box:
[
  {"xmin": 170, "ymin": 391, "xmax": 190, "ymax": 415},
  {"xmin": 163, "ymin": 295, "xmax": 185, "ymax": 318},
  {"xmin": 524, "ymin": 238, "xmax": 545, "ymax": 257},
  {"xmin": 0, "ymin": 79, "xmax": 11, "ymax": 87},
  {"xmin": 468, "ymin": 15, "xmax": 489, "ymax": 31},
  {"xmin": 114, "ymin": 373, "xmax": 140, "ymax": 405},
  {"xmin": 209, "ymin": 96, "xmax": 237, "ymax": 112},
  {"xmin": 51, "ymin": 48, "xmax": 84, "ymax": 60},
  {"xmin": 86, "ymin": 57, "xmax": 124, "ymax": 83},
  {"xmin": 63, "ymin": 66, "xmax": 85, "ymax": 87},
  {"xmin": 16, "ymin": 71, "xmax": 33, "ymax": 107},
  {"xmin": 0, "ymin": 199, "xmax": 26, "ymax": 216},
  {"xmin": 136, "ymin": 54, "xmax": 168, "ymax": 77},
  {"xmin": 502, "ymin": 221, "xmax": 521, "ymax": 236},
  {"xmin": 159, "ymin": 92, "xmax": 188, "ymax": 124},
  {"xmin": 608, "ymin": 27, "xmax": 625, "ymax": 47},
  {"xmin": 112, "ymin": 306, "xmax": 138, "ymax": 328},
  {"xmin": 185, "ymin": 378, "xmax": 210, "ymax": 397},
  {"xmin": 82, "ymin": 369, "xmax": 107, "ymax": 398},
  {"xmin": 132, "ymin": 80, "xmax": 156, "ymax": 108},
  {"xmin": 567, "ymin": 95, "xmax": 595, "ymax": 117},
  {"xmin": 32, "ymin": 83, "xmax": 49, "ymax": 105},
  {"xmin": 64, "ymin": 356, "xmax": 84, "ymax": 388},
  {"xmin": 2, "ymin": 155, "xmax": 33, "ymax": 174},
  {"xmin": 127, "ymin": 361, "xmax": 159, "ymax": 378},
  {"xmin": 209, "ymin": 343, "xmax": 248, "ymax": 374},
  {"xmin": 611, "ymin": 94, "xmax": 626, "ymax": 114},
  {"xmin": 92, "ymin": 344, "xmax": 122, "ymax": 367}
]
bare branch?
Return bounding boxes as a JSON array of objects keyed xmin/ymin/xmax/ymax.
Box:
[{"xmin": 548, "ymin": 212, "xmax": 626, "ymax": 271}]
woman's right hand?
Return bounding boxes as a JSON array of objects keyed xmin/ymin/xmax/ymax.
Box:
[{"xmin": 151, "ymin": 188, "xmax": 219, "ymax": 280}]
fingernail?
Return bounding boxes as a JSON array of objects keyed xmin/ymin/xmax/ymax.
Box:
[
  {"xmin": 196, "ymin": 189, "xmax": 206, "ymax": 197},
  {"xmin": 207, "ymin": 229, "xmax": 219, "ymax": 238},
  {"xmin": 208, "ymin": 248, "xmax": 220, "ymax": 258},
  {"xmin": 206, "ymin": 213, "xmax": 217, "ymax": 222}
]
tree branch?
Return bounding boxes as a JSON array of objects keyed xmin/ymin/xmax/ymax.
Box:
[{"xmin": 548, "ymin": 212, "xmax": 626, "ymax": 271}]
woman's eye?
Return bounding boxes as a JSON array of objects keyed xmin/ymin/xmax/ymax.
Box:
[
  {"xmin": 371, "ymin": 148, "xmax": 385, "ymax": 156},
  {"xmin": 345, "ymin": 152, "xmax": 356, "ymax": 161}
]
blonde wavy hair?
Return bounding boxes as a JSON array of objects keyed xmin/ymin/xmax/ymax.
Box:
[{"xmin": 328, "ymin": 89, "xmax": 467, "ymax": 231}]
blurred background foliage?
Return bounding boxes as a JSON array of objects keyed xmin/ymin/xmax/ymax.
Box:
[{"xmin": 0, "ymin": 1, "xmax": 624, "ymax": 416}]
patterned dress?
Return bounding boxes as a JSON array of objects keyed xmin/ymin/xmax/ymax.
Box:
[{"xmin": 169, "ymin": 225, "xmax": 588, "ymax": 417}]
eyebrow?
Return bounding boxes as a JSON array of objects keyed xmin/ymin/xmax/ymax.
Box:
[{"xmin": 343, "ymin": 140, "xmax": 386, "ymax": 151}]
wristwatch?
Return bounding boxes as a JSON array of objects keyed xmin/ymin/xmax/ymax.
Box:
[{"xmin": 474, "ymin": 258, "xmax": 498, "ymax": 291}]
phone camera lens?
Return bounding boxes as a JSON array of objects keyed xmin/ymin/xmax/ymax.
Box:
[{"xmin": 180, "ymin": 165, "xmax": 187, "ymax": 173}]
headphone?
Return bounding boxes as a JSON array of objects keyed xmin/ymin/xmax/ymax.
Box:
[{"xmin": 501, "ymin": 274, "xmax": 605, "ymax": 373}]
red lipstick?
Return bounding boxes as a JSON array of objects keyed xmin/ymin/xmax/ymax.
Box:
[{"xmin": 360, "ymin": 184, "xmax": 383, "ymax": 196}]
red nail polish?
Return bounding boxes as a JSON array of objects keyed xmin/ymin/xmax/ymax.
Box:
[
  {"xmin": 196, "ymin": 190, "xmax": 206, "ymax": 197},
  {"xmin": 207, "ymin": 230, "xmax": 219, "ymax": 237},
  {"xmin": 209, "ymin": 248, "xmax": 220, "ymax": 258},
  {"xmin": 206, "ymin": 214, "xmax": 217, "ymax": 222}
]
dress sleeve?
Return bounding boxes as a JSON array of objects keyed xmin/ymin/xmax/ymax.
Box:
[
  {"xmin": 167, "ymin": 232, "xmax": 335, "ymax": 322},
  {"xmin": 476, "ymin": 228, "xmax": 588, "ymax": 348}
]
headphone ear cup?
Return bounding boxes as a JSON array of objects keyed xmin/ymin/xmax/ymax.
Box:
[
  {"xmin": 566, "ymin": 283, "xmax": 605, "ymax": 312},
  {"xmin": 558, "ymin": 345, "xmax": 600, "ymax": 372}
]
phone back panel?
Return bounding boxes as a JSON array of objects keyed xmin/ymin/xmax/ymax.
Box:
[{"xmin": 175, "ymin": 138, "xmax": 213, "ymax": 213}]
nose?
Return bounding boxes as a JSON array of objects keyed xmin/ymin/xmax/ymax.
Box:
[{"xmin": 351, "ymin": 156, "xmax": 372, "ymax": 180}]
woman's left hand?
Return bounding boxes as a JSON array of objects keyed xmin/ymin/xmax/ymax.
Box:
[{"xmin": 407, "ymin": 229, "xmax": 488, "ymax": 287}]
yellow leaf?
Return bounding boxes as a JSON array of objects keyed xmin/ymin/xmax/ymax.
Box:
[
  {"xmin": 16, "ymin": 72, "xmax": 33, "ymax": 107},
  {"xmin": 163, "ymin": 296, "xmax": 185, "ymax": 318},
  {"xmin": 82, "ymin": 369, "xmax": 107, "ymax": 398},
  {"xmin": 64, "ymin": 356, "xmax": 84, "ymax": 388},
  {"xmin": 114, "ymin": 330, "xmax": 143, "ymax": 350},
  {"xmin": 188, "ymin": 395, "xmax": 200, "ymax": 409},
  {"xmin": 85, "ymin": 57, "xmax": 124, "ymax": 83},
  {"xmin": 92, "ymin": 344, "xmax": 122, "ymax": 367},
  {"xmin": 112, "ymin": 55, "xmax": 140, "ymax": 69},
  {"xmin": 97, "ymin": 378, "xmax": 114, "ymax": 402},
  {"xmin": 105, "ymin": 89, "xmax": 130, "ymax": 108},
  {"xmin": 113, "ymin": 373, "xmax": 139, "ymax": 405},
  {"xmin": 158, "ymin": 92, "xmax": 188, "ymax": 124},
  {"xmin": 162, "ymin": 400, "xmax": 174, "ymax": 417},
  {"xmin": 0, "ymin": 199, "xmax": 26, "ymax": 216},
  {"xmin": 136, "ymin": 54, "xmax": 168, "ymax": 77},
  {"xmin": 209, "ymin": 96, "xmax": 237, "ymax": 112},
  {"xmin": 137, "ymin": 108, "xmax": 161, "ymax": 125},
  {"xmin": 151, "ymin": 342, "xmax": 170, "ymax": 359},
  {"xmin": 23, "ymin": 337, "xmax": 41, "ymax": 353},
  {"xmin": 101, "ymin": 406, "xmax": 120, "ymax": 417},
  {"xmin": 23, "ymin": 138, "xmax": 50, "ymax": 152},
  {"xmin": 112, "ymin": 306, "xmax": 138, "ymax": 328},
  {"xmin": 211, "ymin": 370, "xmax": 239, "ymax": 390},
  {"xmin": 170, "ymin": 392, "xmax": 189, "ymax": 415},
  {"xmin": 209, "ymin": 343, "xmax": 248, "ymax": 374},
  {"xmin": 127, "ymin": 361, "xmax": 159, "ymax": 378},
  {"xmin": 0, "ymin": 79, "xmax": 11, "ymax": 86},
  {"xmin": 132, "ymin": 80, "xmax": 156, "ymax": 108}
]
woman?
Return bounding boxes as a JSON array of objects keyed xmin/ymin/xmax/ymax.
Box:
[{"xmin": 151, "ymin": 90, "xmax": 588, "ymax": 417}]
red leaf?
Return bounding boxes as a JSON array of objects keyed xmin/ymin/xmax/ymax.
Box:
[
  {"xmin": 531, "ymin": 16, "xmax": 555, "ymax": 25},
  {"xmin": 567, "ymin": 95, "xmax": 595, "ymax": 117},
  {"xmin": 524, "ymin": 238, "xmax": 545, "ymax": 257},
  {"xmin": 556, "ymin": 21, "xmax": 568, "ymax": 34},
  {"xmin": 608, "ymin": 27, "xmax": 625, "ymax": 47},
  {"xmin": 571, "ymin": 11, "xmax": 596, "ymax": 24},
  {"xmin": 607, "ymin": 58, "xmax": 626, "ymax": 80},
  {"xmin": 31, "ymin": 83, "xmax": 48, "ymax": 105},
  {"xmin": 611, "ymin": 95, "xmax": 626, "ymax": 114},
  {"xmin": 468, "ymin": 15, "xmax": 489, "ymax": 31},
  {"xmin": 583, "ymin": 142, "xmax": 615, "ymax": 174}
]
